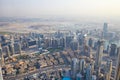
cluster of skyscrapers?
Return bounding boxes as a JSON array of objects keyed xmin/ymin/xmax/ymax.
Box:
[{"xmin": 0, "ymin": 23, "xmax": 120, "ymax": 80}]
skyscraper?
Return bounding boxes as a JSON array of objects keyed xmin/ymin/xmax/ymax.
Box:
[
  {"xmin": 79, "ymin": 59, "xmax": 86, "ymax": 74},
  {"xmin": 0, "ymin": 44, "xmax": 3, "ymax": 80},
  {"xmin": 88, "ymin": 38, "xmax": 93, "ymax": 48},
  {"xmin": 105, "ymin": 60, "xmax": 112, "ymax": 80},
  {"xmin": 66, "ymin": 36, "xmax": 74, "ymax": 48},
  {"xmin": 0, "ymin": 66, "xmax": 3, "ymax": 80},
  {"xmin": 1, "ymin": 35, "xmax": 6, "ymax": 43},
  {"xmin": 115, "ymin": 47, "xmax": 120, "ymax": 80},
  {"xmin": 59, "ymin": 37, "xmax": 65, "ymax": 48},
  {"xmin": 9, "ymin": 43, "xmax": 15, "ymax": 56},
  {"xmin": 95, "ymin": 40, "xmax": 104, "ymax": 79},
  {"xmin": 95, "ymin": 40, "xmax": 104, "ymax": 66},
  {"xmin": 110, "ymin": 44, "xmax": 117, "ymax": 56},
  {"xmin": 37, "ymin": 37, "xmax": 41, "ymax": 48},
  {"xmin": 103, "ymin": 23, "xmax": 108, "ymax": 38},
  {"xmin": 92, "ymin": 75, "xmax": 96, "ymax": 80},
  {"xmin": 83, "ymin": 34, "xmax": 87, "ymax": 46},
  {"xmin": 70, "ymin": 40, "xmax": 79, "ymax": 51},
  {"xmin": 71, "ymin": 58, "xmax": 79, "ymax": 79},
  {"xmin": 85, "ymin": 64, "xmax": 92, "ymax": 80},
  {"xmin": 0, "ymin": 43, "xmax": 2, "ymax": 57},
  {"xmin": 14, "ymin": 42, "xmax": 22, "ymax": 54},
  {"xmin": 91, "ymin": 60, "xmax": 95, "ymax": 74},
  {"xmin": 0, "ymin": 44, "xmax": 4, "ymax": 66},
  {"xmin": 4, "ymin": 46, "xmax": 10, "ymax": 58},
  {"xmin": 51, "ymin": 38, "xmax": 59, "ymax": 48}
]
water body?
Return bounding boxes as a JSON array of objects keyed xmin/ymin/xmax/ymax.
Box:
[{"xmin": 62, "ymin": 77, "xmax": 71, "ymax": 80}]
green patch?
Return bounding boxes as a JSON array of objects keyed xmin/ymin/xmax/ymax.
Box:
[
  {"xmin": 48, "ymin": 47, "xmax": 64, "ymax": 53},
  {"xmin": 0, "ymin": 31, "xmax": 12, "ymax": 35},
  {"xmin": 16, "ymin": 55, "xmax": 30, "ymax": 60}
]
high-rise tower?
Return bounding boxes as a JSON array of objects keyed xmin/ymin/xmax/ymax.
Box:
[
  {"xmin": 4, "ymin": 46, "xmax": 10, "ymax": 58},
  {"xmin": 0, "ymin": 44, "xmax": 3, "ymax": 80},
  {"xmin": 79, "ymin": 59, "xmax": 86, "ymax": 74},
  {"xmin": 103, "ymin": 23, "xmax": 108, "ymax": 38},
  {"xmin": 71, "ymin": 58, "xmax": 79, "ymax": 79},
  {"xmin": 0, "ymin": 44, "xmax": 4, "ymax": 66},
  {"xmin": 9, "ymin": 43, "xmax": 15, "ymax": 55},
  {"xmin": 115, "ymin": 47, "xmax": 120, "ymax": 80},
  {"xmin": 110, "ymin": 44, "xmax": 117, "ymax": 56},
  {"xmin": 86, "ymin": 64, "xmax": 92, "ymax": 80},
  {"xmin": 38, "ymin": 37, "xmax": 41, "ymax": 48},
  {"xmin": 95, "ymin": 40, "xmax": 104, "ymax": 66},
  {"xmin": 0, "ymin": 43, "xmax": 2, "ymax": 58},
  {"xmin": 105, "ymin": 60, "xmax": 112, "ymax": 80},
  {"xmin": 95, "ymin": 40, "xmax": 104, "ymax": 79},
  {"xmin": 88, "ymin": 38, "xmax": 93, "ymax": 48},
  {"xmin": 0, "ymin": 66, "xmax": 3, "ymax": 80},
  {"xmin": 14, "ymin": 42, "xmax": 22, "ymax": 54}
]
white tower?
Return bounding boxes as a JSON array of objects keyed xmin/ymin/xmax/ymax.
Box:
[{"xmin": 0, "ymin": 66, "xmax": 3, "ymax": 80}]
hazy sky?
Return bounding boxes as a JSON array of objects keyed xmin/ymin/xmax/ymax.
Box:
[{"xmin": 0, "ymin": 0, "xmax": 120, "ymax": 18}]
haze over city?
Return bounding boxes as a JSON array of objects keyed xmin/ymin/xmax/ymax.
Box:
[
  {"xmin": 0, "ymin": 0, "xmax": 120, "ymax": 80},
  {"xmin": 0, "ymin": 0, "xmax": 120, "ymax": 18}
]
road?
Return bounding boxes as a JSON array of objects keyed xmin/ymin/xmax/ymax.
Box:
[{"xmin": 4, "ymin": 65, "xmax": 70, "ymax": 80}]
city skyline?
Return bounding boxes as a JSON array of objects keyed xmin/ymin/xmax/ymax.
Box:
[{"xmin": 0, "ymin": 0, "xmax": 120, "ymax": 80}]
